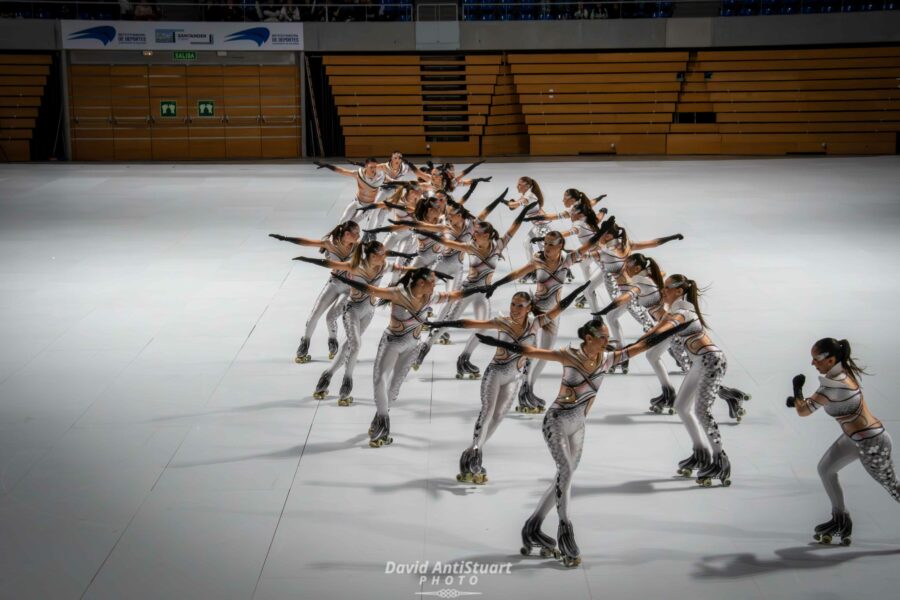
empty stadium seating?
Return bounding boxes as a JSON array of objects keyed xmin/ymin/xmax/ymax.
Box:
[{"xmin": 0, "ymin": 54, "xmax": 51, "ymax": 162}]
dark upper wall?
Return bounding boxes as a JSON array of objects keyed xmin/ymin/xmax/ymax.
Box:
[{"xmin": 2, "ymin": 13, "xmax": 899, "ymax": 52}]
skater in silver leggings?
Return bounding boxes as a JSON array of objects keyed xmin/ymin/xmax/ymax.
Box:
[
  {"xmin": 537, "ymin": 189, "xmax": 607, "ymax": 309},
  {"xmin": 477, "ymin": 317, "xmax": 690, "ymax": 567},
  {"xmin": 429, "ymin": 283, "xmax": 588, "ymax": 484},
  {"xmin": 269, "ymin": 221, "xmax": 360, "ymax": 363},
  {"xmin": 584, "ymin": 220, "xmax": 684, "ymax": 359},
  {"xmin": 371, "ymin": 196, "xmax": 448, "ymax": 285},
  {"xmin": 314, "ymin": 159, "xmax": 385, "ymax": 233},
  {"xmin": 506, "ymin": 176, "xmax": 548, "ymax": 275},
  {"xmin": 333, "ymin": 268, "xmax": 484, "ymax": 447},
  {"xmin": 787, "ymin": 337, "xmax": 900, "ymax": 545},
  {"xmin": 487, "ymin": 228, "xmax": 607, "ymax": 413},
  {"xmin": 411, "ymin": 194, "xmax": 529, "ymax": 374},
  {"xmin": 641, "ymin": 274, "xmax": 733, "ymax": 487},
  {"xmin": 293, "ymin": 241, "xmax": 408, "ymax": 406}
]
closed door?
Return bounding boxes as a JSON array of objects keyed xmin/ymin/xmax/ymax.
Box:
[
  {"xmin": 187, "ymin": 65, "xmax": 225, "ymax": 160},
  {"xmin": 110, "ymin": 66, "xmax": 151, "ymax": 161},
  {"xmin": 149, "ymin": 65, "xmax": 189, "ymax": 160},
  {"xmin": 259, "ymin": 66, "xmax": 300, "ymax": 158},
  {"xmin": 223, "ymin": 66, "xmax": 261, "ymax": 159},
  {"xmin": 70, "ymin": 65, "xmax": 114, "ymax": 160}
]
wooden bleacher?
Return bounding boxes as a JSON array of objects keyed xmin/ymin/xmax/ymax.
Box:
[
  {"xmin": 0, "ymin": 54, "xmax": 51, "ymax": 162},
  {"xmin": 324, "ymin": 55, "xmax": 502, "ymax": 157},
  {"xmin": 508, "ymin": 52, "xmax": 689, "ymax": 155},
  {"xmin": 670, "ymin": 47, "xmax": 900, "ymax": 155},
  {"xmin": 482, "ymin": 61, "xmax": 528, "ymax": 156}
]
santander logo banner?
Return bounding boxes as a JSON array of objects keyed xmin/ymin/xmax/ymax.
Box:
[{"xmin": 61, "ymin": 21, "xmax": 302, "ymax": 51}]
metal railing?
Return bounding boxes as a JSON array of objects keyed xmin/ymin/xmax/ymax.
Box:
[{"xmin": 0, "ymin": 0, "xmax": 896, "ymax": 21}]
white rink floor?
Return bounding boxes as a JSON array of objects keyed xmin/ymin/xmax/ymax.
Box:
[{"xmin": 1, "ymin": 157, "xmax": 900, "ymax": 600}]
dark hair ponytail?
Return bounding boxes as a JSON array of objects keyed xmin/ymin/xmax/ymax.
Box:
[
  {"xmin": 667, "ymin": 274, "xmax": 707, "ymax": 328},
  {"xmin": 477, "ymin": 220, "xmax": 499, "ymax": 242},
  {"xmin": 520, "ymin": 176, "xmax": 544, "ymax": 207},
  {"xmin": 350, "ymin": 240, "xmax": 383, "ymax": 270},
  {"xmin": 414, "ymin": 196, "xmax": 432, "ymax": 221},
  {"xmin": 577, "ymin": 318, "xmax": 606, "ymax": 341},
  {"xmin": 813, "ymin": 337, "xmax": 869, "ymax": 381},
  {"xmin": 396, "ymin": 267, "xmax": 433, "ymax": 290},
  {"xmin": 629, "ymin": 253, "xmax": 665, "ymax": 292},
  {"xmin": 446, "ymin": 199, "xmax": 474, "ymax": 222},
  {"xmin": 321, "ymin": 221, "xmax": 358, "ymax": 254}
]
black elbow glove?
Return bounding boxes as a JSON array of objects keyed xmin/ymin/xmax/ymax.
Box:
[
  {"xmin": 313, "ymin": 161, "xmax": 337, "ymax": 171},
  {"xmin": 460, "ymin": 159, "xmax": 486, "ymax": 177},
  {"xmin": 429, "ymin": 320, "xmax": 465, "ymax": 329},
  {"xmin": 460, "ymin": 285, "xmax": 491, "ymax": 298},
  {"xmin": 364, "ymin": 226, "xmax": 393, "ymax": 234},
  {"xmin": 470, "ymin": 176, "xmax": 492, "ymax": 184},
  {"xmin": 639, "ymin": 320, "xmax": 692, "ymax": 349},
  {"xmin": 557, "ymin": 282, "xmax": 590, "ymax": 311},
  {"xmin": 415, "ymin": 229, "xmax": 444, "ymax": 243},
  {"xmin": 515, "ymin": 202, "xmax": 539, "ymax": 224},
  {"xmin": 332, "ymin": 274, "xmax": 368, "ymax": 293},
  {"xmin": 356, "ymin": 204, "xmax": 379, "ymax": 213},
  {"xmin": 659, "ymin": 233, "xmax": 684, "ymax": 244},
  {"xmin": 386, "ymin": 250, "xmax": 415, "ymax": 259},
  {"xmin": 269, "ymin": 233, "xmax": 287, "ymax": 241},
  {"xmin": 592, "ymin": 301, "xmax": 617, "ymax": 317},
  {"xmin": 433, "ymin": 271, "xmax": 454, "ymax": 282},
  {"xmin": 788, "ymin": 374, "xmax": 806, "ymax": 408},
  {"xmin": 293, "ymin": 256, "xmax": 329, "ymax": 267},
  {"xmin": 475, "ymin": 333, "xmax": 522, "ymax": 353}
]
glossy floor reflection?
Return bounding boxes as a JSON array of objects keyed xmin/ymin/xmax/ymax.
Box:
[{"xmin": 1, "ymin": 157, "xmax": 899, "ymax": 600}]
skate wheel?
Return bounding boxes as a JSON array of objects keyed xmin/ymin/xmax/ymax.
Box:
[
  {"xmin": 667, "ymin": 408, "xmax": 675, "ymax": 415},
  {"xmin": 472, "ymin": 473, "xmax": 488, "ymax": 485},
  {"xmin": 455, "ymin": 373, "xmax": 464, "ymax": 379},
  {"xmin": 313, "ymin": 392, "xmax": 326, "ymax": 400},
  {"xmin": 621, "ymin": 368, "xmax": 629, "ymax": 374},
  {"xmin": 456, "ymin": 473, "xmax": 472, "ymax": 483},
  {"xmin": 676, "ymin": 469, "xmax": 690, "ymax": 477},
  {"xmin": 697, "ymin": 478, "xmax": 712, "ymax": 487},
  {"xmin": 295, "ymin": 355, "xmax": 311, "ymax": 364},
  {"xmin": 520, "ymin": 547, "xmax": 531, "ymax": 556},
  {"xmin": 515, "ymin": 406, "xmax": 525, "ymax": 413},
  {"xmin": 471, "ymin": 374, "xmax": 481, "ymax": 380},
  {"xmin": 738, "ymin": 408, "xmax": 746, "ymax": 417},
  {"xmin": 338, "ymin": 397, "xmax": 353, "ymax": 407},
  {"xmin": 649, "ymin": 406, "xmax": 660, "ymax": 414},
  {"xmin": 841, "ymin": 537, "xmax": 851, "ymax": 546},
  {"xmin": 412, "ymin": 364, "xmax": 420, "ymax": 372},
  {"xmin": 562, "ymin": 556, "xmax": 581, "ymax": 568},
  {"xmin": 328, "ymin": 352, "xmax": 336, "ymax": 360},
  {"xmin": 539, "ymin": 547, "xmax": 559, "ymax": 558},
  {"xmin": 722, "ymin": 479, "xmax": 732, "ymax": 487},
  {"xmin": 820, "ymin": 535, "xmax": 832, "ymax": 544},
  {"xmin": 735, "ymin": 417, "xmax": 742, "ymax": 424}
]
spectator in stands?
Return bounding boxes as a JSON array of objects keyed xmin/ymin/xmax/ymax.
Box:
[
  {"xmin": 132, "ymin": 0, "xmax": 160, "ymax": 20},
  {"xmin": 118, "ymin": 0, "xmax": 134, "ymax": 19}
]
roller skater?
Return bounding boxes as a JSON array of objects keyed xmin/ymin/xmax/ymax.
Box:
[
  {"xmin": 293, "ymin": 240, "xmax": 394, "ymax": 404},
  {"xmin": 429, "ymin": 284, "xmax": 587, "ymax": 483},
  {"xmin": 332, "ymin": 268, "xmax": 483, "ymax": 446},
  {"xmin": 477, "ymin": 317, "xmax": 690, "ymax": 567},
  {"xmin": 313, "ymin": 158, "xmax": 386, "ymax": 231},
  {"xmin": 269, "ymin": 221, "xmax": 360, "ymax": 363},
  {"xmin": 639, "ymin": 274, "xmax": 733, "ymax": 486},
  {"xmin": 487, "ymin": 226, "xmax": 608, "ymax": 413},
  {"xmin": 787, "ymin": 337, "xmax": 900, "ymax": 543},
  {"xmin": 506, "ymin": 176, "xmax": 547, "ymax": 277}
]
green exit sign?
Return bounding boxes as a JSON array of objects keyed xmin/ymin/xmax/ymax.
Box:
[
  {"xmin": 198, "ymin": 100, "xmax": 215, "ymax": 117},
  {"xmin": 174, "ymin": 51, "xmax": 197, "ymax": 61}
]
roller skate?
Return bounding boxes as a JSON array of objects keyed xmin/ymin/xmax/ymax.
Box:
[
  {"xmin": 437, "ymin": 332, "xmax": 451, "ymax": 345},
  {"xmin": 696, "ymin": 451, "xmax": 732, "ymax": 487},
  {"xmin": 565, "ymin": 268, "xmax": 574, "ymax": 283},
  {"xmin": 575, "ymin": 295, "xmax": 588, "ymax": 309},
  {"xmin": 515, "ymin": 381, "xmax": 545, "ymax": 414},
  {"xmin": 412, "ymin": 342, "xmax": 431, "ymax": 372},
  {"xmin": 649, "ymin": 385, "xmax": 676, "ymax": 414},
  {"xmin": 718, "ymin": 385, "xmax": 750, "ymax": 423},
  {"xmin": 312, "ymin": 371, "xmax": 331, "ymax": 400},
  {"xmin": 455, "ymin": 353, "xmax": 481, "ymax": 380},
  {"xmin": 520, "ymin": 515, "xmax": 560, "ymax": 558},
  {"xmin": 456, "ymin": 447, "xmax": 487, "ymax": 484},
  {"xmin": 557, "ymin": 520, "xmax": 581, "ymax": 568},
  {"xmin": 327, "ymin": 337, "xmax": 339, "ymax": 360},
  {"xmin": 368, "ymin": 414, "xmax": 393, "ymax": 448},
  {"xmin": 337, "ymin": 376, "xmax": 353, "ymax": 406},
  {"xmin": 814, "ymin": 510, "xmax": 852, "ymax": 546},
  {"xmin": 294, "ymin": 337, "xmax": 311, "ymax": 363},
  {"xmin": 677, "ymin": 447, "xmax": 710, "ymax": 477},
  {"xmin": 519, "ymin": 272, "xmax": 536, "ymax": 284},
  {"xmin": 618, "ymin": 357, "xmax": 630, "ymax": 374}
]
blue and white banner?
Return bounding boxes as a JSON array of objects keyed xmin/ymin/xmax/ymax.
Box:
[{"xmin": 61, "ymin": 21, "xmax": 302, "ymax": 51}]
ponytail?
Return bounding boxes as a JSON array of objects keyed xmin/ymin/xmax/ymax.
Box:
[
  {"xmin": 396, "ymin": 266, "xmax": 433, "ymax": 290},
  {"xmin": 629, "ymin": 253, "xmax": 665, "ymax": 292},
  {"xmin": 521, "ymin": 176, "xmax": 544, "ymax": 207},
  {"xmin": 321, "ymin": 221, "xmax": 358, "ymax": 254},
  {"xmin": 577, "ymin": 318, "xmax": 606, "ymax": 341},
  {"xmin": 667, "ymin": 274, "xmax": 707, "ymax": 328},
  {"xmin": 350, "ymin": 240, "xmax": 383, "ymax": 270},
  {"xmin": 814, "ymin": 337, "xmax": 869, "ymax": 381}
]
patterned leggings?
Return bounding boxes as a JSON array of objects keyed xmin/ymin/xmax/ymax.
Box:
[
  {"xmin": 531, "ymin": 403, "xmax": 587, "ymax": 523},
  {"xmin": 674, "ymin": 351, "xmax": 727, "ymax": 456},
  {"xmin": 818, "ymin": 431, "xmax": 900, "ymax": 511},
  {"xmin": 323, "ymin": 302, "xmax": 375, "ymax": 381},
  {"xmin": 469, "ymin": 361, "xmax": 520, "ymax": 450},
  {"xmin": 372, "ymin": 331, "xmax": 419, "ymax": 416},
  {"xmin": 303, "ymin": 279, "xmax": 348, "ymax": 346}
]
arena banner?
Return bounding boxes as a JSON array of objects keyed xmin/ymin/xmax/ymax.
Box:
[{"xmin": 61, "ymin": 20, "xmax": 302, "ymax": 51}]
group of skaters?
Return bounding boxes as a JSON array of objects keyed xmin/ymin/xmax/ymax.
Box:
[{"xmin": 269, "ymin": 153, "xmax": 900, "ymax": 568}]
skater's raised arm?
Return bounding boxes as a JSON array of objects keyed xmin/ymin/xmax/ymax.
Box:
[
  {"xmin": 543, "ymin": 282, "xmax": 591, "ymax": 321},
  {"xmin": 591, "ymin": 286, "xmax": 636, "ymax": 317},
  {"xmin": 475, "ymin": 333, "xmax": 565, "ymax": 364},
  {"xmin": 615, "ymin": 320, "xmax": 693, "ymax": 364},
  {"xmin": 269, "ymin": 234, "xmax": 326, "ymax": 248},
  {"xmin": 631, "ymin": 233, "xmax": 684, "ymax": 251},
  {"xmin": 293, "ymin": 256, "xmax": 350, "ymax": 270},
  {"xmin": 390, "ymin": 219, "xmax": 448, "ymax": 233},
  {"xmin": 427, "ymin": 318, "xmax": 497, "ymax": 331},
  {"xmin": 313, "ymin": 161, "xmax": 356, "ymax": 177},
  {"xmin": 486, "ymin": 263, "xmax": 538, "ymax": 296},
  {"xmin": 332, "ymin": 274, "xmax": 397, "ymax": 302},
  {"xmin": 477, "ymin": 188, "xmax": 510, "ymax": 220}
]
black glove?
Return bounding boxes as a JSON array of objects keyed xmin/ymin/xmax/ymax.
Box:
[
  {"xmin": 592, "ymin": 301, "xmax": 618, "ymax": 317},
  {"xmin": 433, "ymin": 271, "xmax": 454, "ymax": 282},
  {"xmin": 379, "ymin": 182, "xmax": 401, "ymax": 190},
  {"xmin": 593, "ymin": 194, "xmax": 607, "ymax": 203},
  {"xmin": 364, "ymin": 226, "xmax": 393, "ymax": 234},
  {"xmin": 482, "ymin": 190, "xmax": 509, "ymax": 216},
  {"xmin": 402, "ymin": 157, "xmax": 417, "ymax": 171},
  {"xmin": 637, "ymin": 320, "xmax": 693, "ymax": 349},
  {"xmin": 415, "ymin": 229, "xmax": 444, "ymax": 243},
  {"xmin": 786, "ymin": 396, "xmax": 796, "ymax": 408},
  {"xmin": 428, "ymin": 319, "xmax": 465, "ymax": 329},
  {"xmin": 557, "ymin": 282, "xmax": 591, "ymax": 312},
  {"xmin": 476, "ymin": 333, "xmax": 523, "ymax": 354},
  {"xmin": 461, "ymin": 180, "xmax": 480, "ymax": 203},
  {"xmin": 789, "ymin": 374, "xmax": 806, "ymax": 408},
  {"xmin": 382, "ymin": 201, "xmax": 407, "ymax": 212},
  {"xmin": 386, "ymin": 250, "xmax": 415, "ymax": 259},
  {"xmin": 486, "ymin": 273, "xmax": 516, "ymax": 298},
  {"xmin": 314, "ymin": 161, "xmax": 336, "ymax": 171},
  {"xmin": 293, "ymin": 256, "xmax": 329, "ymax": 267},
  {"xmin": 598, "ymin": 207, "xmax": 608, "ymax": 215},
  {"xmin": 332, "ymin": 274, "xmax": 368, "ymax": 293},
  {"xmin": 470, "ymin": 177, "xmax": 492, "ymax": 184},
  {"xmin": 269, "ymin": 233, "xmax": 287, "ymax": 241},
  {"xmin": 530, "ymin": 236, "xmax": 544, "ymax": 244},
  {"xmin": 389, "ymin": 219, "xmax": 417, "ymax": 227},
  {"xmin": 355, "ymin": 204, "xmax": 380, "ymax": 213},
  {"xmin": 460, "ymin": 285, "xmax": 492, "ymax": 298},
  {"xmin": 515, "ymin": 202, "xmax": 539, "ymax": 225},
  {"xmin": 460, "ymin": 159, "xmax": 485, "ymax": 177},
  {"xmin": 659, "ymin": 233, "xmax": 684, "ymax": 244}
]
